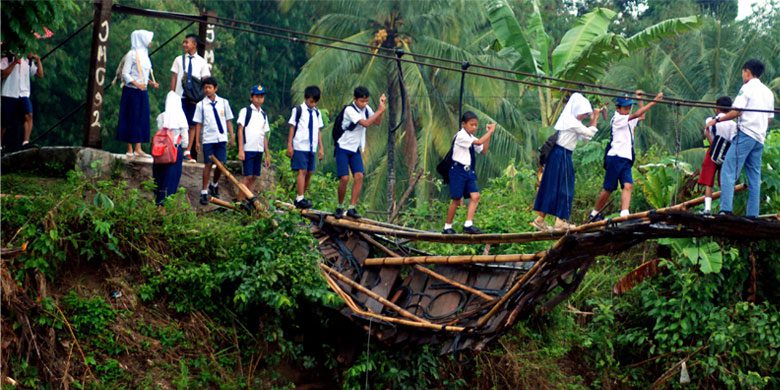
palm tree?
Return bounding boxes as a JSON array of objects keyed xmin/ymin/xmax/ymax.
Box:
[{"xmin": 289, "ymin": 0, "xmax": 531, "ymax": 213}]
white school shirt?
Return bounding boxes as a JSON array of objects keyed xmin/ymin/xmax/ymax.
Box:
[
  {"xmin": 452, "ymin": 128, "xmax": 483, "ymax": 167},
  {"xmin": 607, "ymin": 113, "xmax": 639, "ymax": 160},
  {"xmin": 170, "ymin": 53, "xmax": 211, "ymax": 97},
  {"xmin": 338, "ymin": 104, "xmax": 374, "ymax": 152},
  {"xmin": 287, "ymin": 103, "xmax": 324, "ymax": 152},
  {"xmin": 121, "ymin": 50, "xmax": 152, "ymax": 88},
  {"xmin": 193, "ymin": 95, "xmax": 234, "ymax": 144},
  {"xmin": 1, "ymin": 57, "xmax": 38, "ymax": 98},
  {"xmin": 706, "ymin": 114, "xmax": 737, "ymax": 141},
  {"xmin": 732, "ymin": 78, "xmax": 775, "ymax": 144},
  {"xmin": 556, "ymin": 123, "xmax": 598, "ymax": 151},
  {"xmin": 237, "ymin": 104, "xmax": 270, "ymax": 152}
]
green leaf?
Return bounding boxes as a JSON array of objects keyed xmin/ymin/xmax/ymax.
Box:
[
  {"xmin": 551, "ymin": 8, "xmax": 616, "ymax": 76},
  {"xmin": 485, "ymin": 0, "xmax": 542, "ymax": 74},
  {"xmin": 625, "ymin": 16, "xmax": 701, "ymax": 52}
]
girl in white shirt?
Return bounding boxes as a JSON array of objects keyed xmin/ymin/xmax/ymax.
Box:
[{"xmin": 117, "ymin": 30, "xmax": 159, "ymax": 158}]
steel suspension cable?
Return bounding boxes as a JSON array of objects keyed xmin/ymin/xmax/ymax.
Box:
[{"xmin": 41, "ymin": 20, "xmax": 94, "ymax": 61}]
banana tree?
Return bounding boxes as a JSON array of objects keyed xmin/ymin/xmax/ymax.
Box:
[{"xmin": 485, "ymin": 0, "xmax": 701, "ymax": 127}]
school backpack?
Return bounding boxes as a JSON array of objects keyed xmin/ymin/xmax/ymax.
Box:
[
  {"xmin": 241, "ymin": 105, "xmax": 267, "ymax": 148},
  {"xmin": 151, "ymin": 128, "xmax": 180, "ymax": 164},
  {"xmin": 538, "ymin": 131, "xmax": 560, "ymax": 167},
  {"xmin": 436, "ymin": 137, "xmax": 457, "ymax": 184},
  {"xmin": 331, "ymin": 103, "xmax": 369, "ymax": 150},
  {"xmin": 603, "ymin": 118, "xmax": 636, "ymax": 169},
  {"xmin": 708, "ymin": 124, "xmax": 731, "ymax": 166}
]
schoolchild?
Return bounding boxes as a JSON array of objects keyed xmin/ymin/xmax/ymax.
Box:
[
  {"xmin": 152, "ymin": 91, "xmax": 189, "ymax": 205},
  {"xmin": 170, "ymin": 34, "xmax": 211, "ymax": 163},
  {"xmin": 588, "ymin": 90, "xmax": 663, "ymax": 222},
  {"xmin": 193, "ymin": 77, "xmax": 235, "ymax": 205},
  {"xmin": 697, "ymin": 96, "xmax": 737, "ymax": 214},
  {"xmin": 117, "ymin": 30, "xmax": 159, "ymax": 158},
  {"xmin": 531, "ymin": 93, "xmax": 602, "ymax": 231},
  {"xmin": 705, "ymin": 59, "xmax": 775, "ymax": 217},
  {"xmin": 0, "ymin": 51, "xmax": 44, "ymax": 148},
  {"xmin": 333, "ymin": 86, "xmax": 386, "ymax": 218},
  {"xmin": 442, "ymin": 111, "xmax": 495, "ymax": 234},
  {"xmin": 236, "ymin": 84, "xmax": 271, "ymax": 202},
  {"xmin": 287, "ymin": 85, "xmax": 324, "ymax": 209}
]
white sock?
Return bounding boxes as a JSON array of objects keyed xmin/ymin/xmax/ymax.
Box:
[
  {"xmin": 348, "ymin": 205, "xmax": 356, "ymax": 210},
  {"xmin": 704, "ymin": 197, "xmax": 712, "ymax": 211},
  {"xmin": 620, "ymin": 209, "xmax": 630, "ymax": 217},
  {"xmin": 444, "ymin": 223, "xmax": 453, "ymax": 230},
  {"xmin": 201, "ymin": 189, "xmax": 208, "ymax": 195},
  {"xmin": 296, "ymin": 195, "xmax": 304, "ymax": 202},
  {"xmin": 184, "ymin": 150, "xmax": 191, "ymax": 156},
  {"xmin": 22, "ymin": 141, "xmax": 29, "ymax": 145},
  {"xmin": 464, "ymin": 220, "xmax": 473, "ymax": 228},
  {"xmin": 211, "ymin": 181, "xmax": 218, "ymax": 187},
  {"xmin": 590, "ymin": 210, "xmax": 599, "ymax": 217}
]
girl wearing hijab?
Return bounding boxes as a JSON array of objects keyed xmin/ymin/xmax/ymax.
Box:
[
  {"xmin": 152, "ymin": 91, "xmax": 189, "ymax": 205},
  {"xmin": 117, "ymin": 30, "xmax": 158, "ymax": 157},
  {"xmin": 531, "ymin": 93, "xmax": 602, "ymax": 231}
]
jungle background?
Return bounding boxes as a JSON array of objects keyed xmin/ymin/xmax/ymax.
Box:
[{"xmin": 1, "ymin": 0, "xmax": 779, "ymax": 388}]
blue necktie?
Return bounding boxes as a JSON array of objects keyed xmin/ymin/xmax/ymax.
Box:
[
  {"xmin": 187, "ymin": 55, "xmax": 193, "ymax": 79},
  {"xmin": 308, "ymin": 108, "xmax": 314, "ymax": 153},
  {"xmin": 211, "ymin": 101, "xmax": 224, "ymax": 134}
]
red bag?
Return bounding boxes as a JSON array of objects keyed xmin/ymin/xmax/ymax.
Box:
[{"xmin": 151, "ymin": 128, "xmax": 179, "ymax": 164}]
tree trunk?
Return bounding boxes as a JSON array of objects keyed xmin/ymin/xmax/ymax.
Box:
[{"xmin": 386, "ymin": 64, "xmax": 398, "ymax": 213}]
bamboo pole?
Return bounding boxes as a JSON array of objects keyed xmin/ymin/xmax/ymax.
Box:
[
  {"xmin": 358, "ymin": 232, "xmax": 496, "ymax": 302},
  {"xmin": 275, "ymin": 200, "xmax": 428, "ymax": 233},
  {"xmin": 210, "ymin": 155, "xmax": 264, "ymax": 212},
  {"xmin": 319, "ymin": 263, "xmax": 432, "ymax": 324},
  {"xmin": 364, "ymin": 252, "xmax": 546, "ymax": 266},
  {"xmin": 209, "ymin": 197, "xmax": 238, "ymax": 210}
]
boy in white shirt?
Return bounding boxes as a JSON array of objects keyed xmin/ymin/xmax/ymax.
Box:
[
  {"xmin": 588, "ymin": 90, "xmax": 663, "ymax": 222},
  {"xmin": 442, "ymin": 111, "xmax": 495, "ymax": 234},
  {"xmin": 193, "ymin": 77, "xmax": 235, "ymax": 205},
  {"xmin": 705, "ymin": 59, "xmax": 775, "ymax": 217},
  {"xmin": 237, "ymin": 84, "xmax": 271, "ymax": 203},
  {"xmin": 698, "ymin": 96, "xmax": 738, "ymax": 214},
  {"xmin": 170, "ymin": 34, "xmax": 211, "ymax": 163},
  {"xmin": 334, "ymin": 86, "xmax": 386, "ymax": 219},
  {"xmin": 1, "ymin": 52, "xmax": 44, "ymax": 148},
  {"xmin": 287, "ymin": 85, "xmax": 324, "ymax": 209}
]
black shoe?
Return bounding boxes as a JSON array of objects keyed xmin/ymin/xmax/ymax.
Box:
[
  {"xmin": 208, "ymin": 183, "xmax": 219, "ymax": 198},
  {"xmin": 442, "ymin": 228, "xmax": 457, "ymax": 234},
  {"xmin": 698, "ymin": 210, "xmax": 712, "ymax": 216},
  {"xmin": 346, "ymin": 208, "xmax": 361, "ymax": 219},
  {"xmin": 587, "ymin": 213, "xmax": 604, "ymax": 223},
  {"xmin": 294, "ymin": 198, "xmax": 312, "ymax": 209},
  {"xmin": 199, "ymin": 193, "xmax": 209, "ymax": 205},
  {"xmin": 463, "ymin": 225, "xmax": 483, "ymax": 234},
  {"xmin": 718, "ymin": 210, "xmax": 733, "ymax": 216},
  {"xmin": 240, "ymin": 201, "xmax": 254, "ymax": 213},
  {"xmin": 334, "ymin": 207, "xmax": 345, "ymax": 219}
]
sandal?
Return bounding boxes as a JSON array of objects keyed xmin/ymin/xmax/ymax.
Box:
[
  {"xmin": 529, "ymin": 219, "xmax": 550, "ymax": 232},
  {"xmin": 554, "ymin": 219, "xmax": 576, "ymax": 230}
]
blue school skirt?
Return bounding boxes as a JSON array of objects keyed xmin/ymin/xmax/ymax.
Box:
[
  {"xmin": 116, "ymin": 87, "xmax": 150, "ymax": 143},
  {"xmin": 152, "ymin": 145, "xmax": 184, "ymax": 205},
  {"xmin": 534, "ymin": 145, "xmax": 575, "ymax": 220}
]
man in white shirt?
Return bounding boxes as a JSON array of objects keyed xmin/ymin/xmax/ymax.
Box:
[
  {"xmin": 236, "ymin": 84, "xmax": 271, "ymax": 203},
  {"xmin": 333, "ymin": 86, "xmax": 386, "ymax": 219},
  {"xmin": 287, "ymin": 85, "xmax": 324, "ymax": 209},
  {"xmin": 705, "ymin": 59, "xmax": 776, "ymax": 217},
  {"xmin": 1, "ymin": 52, "xmax": 44, "ymax": 148},
  {"xmin": 697, "ymin": 96, "xmax": 738, "ymax": 214},
  {"xmin": 192, "ymin": 77, "xmax": 234, "ymax": 205},
  {"xmin": 170, "ymin": 34, "xmax": 211, "ymax": 163}
]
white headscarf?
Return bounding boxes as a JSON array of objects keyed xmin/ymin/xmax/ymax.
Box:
[
  {"xmin": 161, "ymin": 91, "xmax": 189, "ymax": 130},
  {"xmin": 554, "ymin": 93, "xmax": 593, "ymax": 131},
  {"xmin": 129, "ymin": 30, "xmax": 153, "ymax": 69}
]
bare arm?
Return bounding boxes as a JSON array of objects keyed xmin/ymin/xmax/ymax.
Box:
[
  {"xmin": 629, "ymin": 91, "xmax": 663, "ymax": 121},
  {"xmin": 170, "ymin": 72, "xmax": 178, "ymax": 92},
  {"xmin": 318, "ymin": 131, "xmax": 324, "ymax": 160},
  {"xmin": 227, "ymin": 121, "xmax": 235, "ymax": 148},
  {"xmin": 30, "ymin": 55, "xmax": 43, "ymax": 77},
  {"xmin": 356, "ymin": 94, "xmax": 387, "ymax": 127},
  {"xmin": 705, "ymin": 110, "xmax": 742, "ymax": 129},
  {"xmin": 287, "ymin": 125, "xmax": 295, "ymax": 157},
  {"xmin": 237, "ymin": 124, "xmax": 245, "ymax": 153},
  {"xmin": 475, "ymin": 124, "xmax": 496, "ymax": 154}
]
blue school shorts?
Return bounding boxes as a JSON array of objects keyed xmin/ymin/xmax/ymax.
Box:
[
  {"xmin": 603, "ymin": 155, "xmax": 633, "ymax": 192},
  {"xmin": 203, "ymin": 142, "xmax": 227, "ymax": 164},
  {"xmin": 1, "ymin": 97, "xmax": 19, "ymax": 124},
  {"xmin": 243, "ymin": 151, "xmax": 263, "ymax": 177},
  {"xmin": 182, "ymin": 98, "xmax": 197, "ymax": 126},
  {"xmin": 291, "ymin": 150, "xmax": 316, "ymax": 172},
  {"xmin": 335, "ymin": 147, "xmax": 364, "ymax": 177},
  {"xmin": 448, "ymin": 162, "xmax": 479, "ymax": 200},
  {"xmin": 20, "ymin": 97, "xmax": 33, "ymax": 114}
]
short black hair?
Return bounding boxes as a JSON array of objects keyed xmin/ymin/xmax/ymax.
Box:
[
  {"xmin": 185, "ymin": 34, "xmax": 201, "ymax": 46},
  {"xmin": 354, "ymin": 86, "xmax": 370, "ymax": 99},
  {"xmin": 202, "ymin": 76, "xmax": 218, "ymax": 88},
  {"xmin": 743, "ymin": 59, "xmax": 765, "ymax": 78},
  {"xmin": 715, "ymin": 96, "xmax": 733, "ymax": 113},
  {"xmin": 461, "ymin": 111, "xmax": 478, "ymax": 123},
  {"xmin": 304, "ymin": 85, "xmax": 321, "ymax": 102}
]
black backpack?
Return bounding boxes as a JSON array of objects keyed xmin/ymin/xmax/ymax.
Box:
[
  {"xmin": 436, "ymin": 137, "xmax": 457, "ymax": 184},
  {"xmin": 331, "ymin": 103, "xmax": 368, "ymax": 150},
  {"xmin": 241, "ymin": 106, "xmax": 267, "ymax": 147},
  {"xmin": 538, "ymin": 131, "xmax": 560, "ymax": 167}
]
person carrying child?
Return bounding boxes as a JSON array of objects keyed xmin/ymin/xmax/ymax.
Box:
[
  {"xmin": 193, "ymin": 77, "xmax": 235, "ymax": 205},
  {"xmin": 587, "ymin": 90, "xmax": 663, "ymax": 222},
  {"xmin": 705, "ymin": 59, "xmax": 775, "ymax": 217},
  {"xmin": 334, "ymin": 86, "xmax": 386, "ymax": 219},
  {"xmin": 152, "ymin": 91, "xmax": 189, "ymax": 205},
  {"xmin": 442, "ymin": 111, "xmax": 495, "ymax": 234},
  {"xmin": 287, "ymin": 85, "xmax": 324, "ymax": 209},
  {"xmin": 531, "ymin": 93, "xmax": 602, "ymax": 231},
  {"xmin": 236, "ymin": 84, "xmax": 271, "ymax": 203},
  {"xmin": 697, "ymin": 96, "xmax": 737, "ymax": 214}
]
